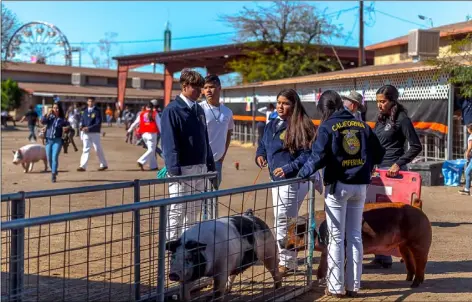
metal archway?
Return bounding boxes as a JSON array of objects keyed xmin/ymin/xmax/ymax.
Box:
[{"xmin": 4, "ymin": 21, "xmax": 73, "ymax": 66}]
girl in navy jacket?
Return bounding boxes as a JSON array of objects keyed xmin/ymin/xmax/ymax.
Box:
[{"xmin": 255, "ymin": 88, "xmax": 316, "ymax": 274}]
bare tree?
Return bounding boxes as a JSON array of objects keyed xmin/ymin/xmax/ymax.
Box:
[
  {"xmin": 1, "ymin": 4, "xmax": 22, "ymax": 58},
  {"xmin": 219, "ymin": 0, "xmax": 344, "ymax": 83},
  {"xmin": 83, "ymin": 32, "xmax": 119, "ymax": 69}
]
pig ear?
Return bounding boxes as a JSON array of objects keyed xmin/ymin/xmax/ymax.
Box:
[
  {"xmin": 185, "ymin": 240, "xmax": 207, "ymax": 251},
  {"xmin": 12, "ymin": 150, "xmax": 16, "ymax": 154},
  {"xmin": 165, "ymin": 240, "xmax": 181, "ymax": 253}
]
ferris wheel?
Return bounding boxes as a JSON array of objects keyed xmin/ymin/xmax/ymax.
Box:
[{"xmin": 4, "ymin": 21, "xmax": 73, "ymax": 66}]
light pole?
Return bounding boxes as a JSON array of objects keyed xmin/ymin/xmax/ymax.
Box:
[{"xmin": 418, "ymin": 15, "xmax": 434, "ymax": 28}]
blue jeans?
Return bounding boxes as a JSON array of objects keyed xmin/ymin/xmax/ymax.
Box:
[
  {"xmin": 46, "ymin": 138, "xmax": 63, "ymax": 174},
  {"xmin": 215, "ymin": 160, "xmax": 223, "ymax": 187},
  {"xmin": 28, "ymin": 125, "xmax": 37, "ymax": 141},
  {"xmin": 465, "ymin": 160, "xmax": 472, "ymax": 190},
  {"xmin": 374, "ymin": 164, "xmax": 408, "ymax": 265}
]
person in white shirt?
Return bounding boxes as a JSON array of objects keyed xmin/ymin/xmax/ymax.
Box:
[
  {"xmin": 200, "ymin": 74, "xmax": 234, "ymax": 187},
  {"xmin": 127, "ymin": 99, "xmax": 161, "ymax": 171},
  {"xmin": 258, "ymin": 103, "xmax": 276, "ymax": 124}
]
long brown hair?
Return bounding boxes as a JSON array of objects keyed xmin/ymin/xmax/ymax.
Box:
[
  {"xmin": 278, "ymin": 89, "xmax": 316, "ymax": 153},
  {"xmin": 376, "ymin": 85, "xmax": 407, "ymax": 129}
]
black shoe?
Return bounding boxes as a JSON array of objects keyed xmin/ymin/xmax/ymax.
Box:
[
  {"xmin": 458, "ymin": 189, "xmax": 470, "ymax": 196},
  {"xmin": 52, "ymin": 174, "xmax": 57, "ymax": 183},
  {"xmin": 98, "ymin": 166, "xmax": 108, "ymax": 171}
]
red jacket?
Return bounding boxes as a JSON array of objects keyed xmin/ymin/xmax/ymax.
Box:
[{"xmin": 139, "ymin": 110, "xmax": 159, "ymax": 134}]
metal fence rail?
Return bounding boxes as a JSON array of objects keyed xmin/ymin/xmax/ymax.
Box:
[
  {"xmin": 1, "ymin": 173, "xmax": 218, "ymax": 222},
  {"xmin": 1, "ymin": 175, "xmax": 317, "ymax": 302}
]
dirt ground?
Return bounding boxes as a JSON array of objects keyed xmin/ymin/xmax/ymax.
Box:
[{"xmin": 1, "ymin": 125, "xmax": 472, "ymax": 301}]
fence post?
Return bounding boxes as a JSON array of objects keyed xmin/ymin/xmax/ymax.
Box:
[
  {"xmin": 306, "ymin": 181, "xmax": 316, "ymax": 287},
  {"xmin": 10, "ymin": 191, "xmax": 25, "ymax": 302},
  {"xmin": 157, "ymin": 205, "xmax": 167, "ymax": 302},
  {"xmin": 133, "ymin": 180, "xmax": 141, "ymax": 301}
]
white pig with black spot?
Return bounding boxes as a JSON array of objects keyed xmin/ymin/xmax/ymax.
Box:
[{"xmin": 165, "ymin": 209, "xmax": 282, "ymax": 301}]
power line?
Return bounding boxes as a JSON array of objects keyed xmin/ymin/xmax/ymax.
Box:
[
  {"xmin": 70, "ymin": 31, "xmax": 235, "ymax": 45},
  {"xmin": 374, "ymin": 9, "xmax": 427, "ymax": 28}
]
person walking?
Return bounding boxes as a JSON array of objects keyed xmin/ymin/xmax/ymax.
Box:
[
  {"xmin": 77, "ymin": 97, "xmax": 108, "ymax": 172},
  {"xmin": 298, "ymin": 90, "xmax": 385, "ymax": 297},
  {"xmin": 459, "ymin": 124, "xmax": 472, "ymax": 195},
  {"xmin": 123, "ymin": 105, "xmax": 136, "ymax": 144},
  {"xmin": 41, "ymin": 103, "xmax": 70, "ymax": 183},
  {"xmin": 258, "ymin": 103, "xmax": 277, "ymax": 124},
  {"xmin": 20, "ymin": 105, "xmax": 39, "ymax": 142},
  {"xmin": 127, "ymin": 100, "xmax": 161, "ymax": 171},
  {"xmin": 161, "ymin": 69, "xmax": 215, "ymax": 240},
  {"xmin": 200, "ymin": 74, "xmax": 234, "ymax": 187},
  {"xmin": 105, "ymin": 106, "xmax": 113, "ymax": 127},
  {"xmin": 369, "ymin": 84, "xmax": 422, "ymax": 269},
  {"xmin": 255, "ymin": 88, "xmax": 317, "ymax": 275}
]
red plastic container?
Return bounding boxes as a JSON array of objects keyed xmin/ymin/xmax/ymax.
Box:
[{"xmin": 366, "ymin": 169, "xmax": 422, "ymax": 205}]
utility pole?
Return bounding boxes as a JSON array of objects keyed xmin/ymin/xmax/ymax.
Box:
[{"xmin": 359, "ymin": 1, "xmax": 365, "ymax": 67}]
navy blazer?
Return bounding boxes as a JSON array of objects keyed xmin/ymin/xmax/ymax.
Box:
[
  {"xmin": 256, "ymin": 118, "xmax": 311, "ymax": 181},
  {"xmin": 80, "ymin": 106, "xmax": 102, "ymax": 133},
  {"xmin": 161, "ymin": 96, "xmax": 215, "ymax": 176}
]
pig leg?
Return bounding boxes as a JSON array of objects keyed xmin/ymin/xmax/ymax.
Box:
[
  {"xmin": 261, "ymin": 238, "xmax": 282, "ymax": 288},
  {"xmin": 409, "ymin": 245, "xmax": 428, "ymax": 288},
  {"xmin": 316, "ymin": 248, "xmax": 328, "ymax": 281},
  {"xmin": 181, "ymin": 282, "xmax": 191, "ymax": 302},
  {"xmin": 399, "ymin": 244, "xmax": 416, "ymax": 282},
  {"xmin": 43, "ymin": 159, "xmax": 48, "ymax": 172},
  {"xmin": 213, "ymin": 272, "xmax": 229, "ymax": 301},
  {"xmin": 28, "ymin": 162, "xmax": 34, "ymax": 173},
  {"xmin": 225, "ymin": 275, "xmax": 237, "ymax": 294},
  {"xmin": 22, "ymin": 163, "xmax": 27, "ymax": 173}
]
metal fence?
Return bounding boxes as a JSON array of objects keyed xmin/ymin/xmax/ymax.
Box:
[{"xmin": 1, "ymin": 174, "xmax": 317, "ymax": 302}]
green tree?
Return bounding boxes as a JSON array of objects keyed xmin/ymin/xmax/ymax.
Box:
[
  {"xmin": 427, "ymin": 34, "xmax": 472, "ymax": 98},
  {"xmin": 220, "ymin": 1, "xmax": 343, "ymax": 84},
  {"xmin": 1, "ymin": 78, "xmax": 23, "ymax": 111}
]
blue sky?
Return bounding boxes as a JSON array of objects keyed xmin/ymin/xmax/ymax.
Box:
[{"xmin": 3, "ymin": 1, "xmax": 472, "ymax": 83}]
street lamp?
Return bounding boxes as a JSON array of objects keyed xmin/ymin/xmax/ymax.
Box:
[{"xmin": 418, "ymin": 15, "xmax": 434, "ymax": 28}]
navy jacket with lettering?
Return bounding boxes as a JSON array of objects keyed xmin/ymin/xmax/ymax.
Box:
[
  {"xmin": 80, "ymin": 106, "xmax": 102, "ymax": 133},
  {"xmin": 161, "ymin": 96, "xmax": 215, "ymax": 176},
  {"xmin": 256, "ymin": 118, "xmax": 312, "ymax": 181},
  {"xmin": 298, "ymin": 109, "xmax": 385, "ymax": 185}
]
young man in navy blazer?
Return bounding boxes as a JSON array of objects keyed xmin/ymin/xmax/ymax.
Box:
[
  {"xmin": 161, "ymin": 69, "xmax": 215, "ymax": 240},
  {"xmin": 77, "ymin": 97, "xmax": 108, "ymax": 171}
]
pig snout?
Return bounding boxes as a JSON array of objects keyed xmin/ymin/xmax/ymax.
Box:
[{"xmin": 169, "ymin": 273, "xmax": 180, "ymax": 281}]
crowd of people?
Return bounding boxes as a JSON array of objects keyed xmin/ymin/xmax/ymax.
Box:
[{"xmin": 15, "ymin": 66, "xmax": 426, "ymax": 297}]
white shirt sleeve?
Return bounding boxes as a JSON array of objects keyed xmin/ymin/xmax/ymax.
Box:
[
  {"xmin": 228, "ymin": 113, "xmax": 234, "ymax": 131},
  {"xmin": 258, "ymin": 107, "xmax": 267, "ymax": 114},
  {"xmin": 127, "ymin": 115, "xmax": 140, "ymax": 133},
  {"xmin": 155, "ymin": 113, "xmax": 162, "ymax": 133}
]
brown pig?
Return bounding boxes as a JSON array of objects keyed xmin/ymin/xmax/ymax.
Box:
[{"xmin": 283, "ymin": 200, "xmax": 432, "ymax": 288}]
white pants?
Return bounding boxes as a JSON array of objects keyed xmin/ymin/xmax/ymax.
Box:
[
  {"xmin": 138, "ymin": 132, "xmax": 158, "ymax": 169},
  {"xmin": 79, "ymin": 132, "xmax": 108, "ymax": 169},
  {"xmin": 272, "ymin": 182, "xmax": 309, "ymax": 269},
  {"xmin": 325, "ymin": 182, "xmax": 367, "ymax": 294},
  {"xmin": 167, "ymin": 164, "xmax": 208, "ymax": 240}
]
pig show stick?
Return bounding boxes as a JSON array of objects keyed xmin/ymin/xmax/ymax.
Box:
[{"xmin": 240, "ymin": 167, "xmax": 264, "ymax": 213}]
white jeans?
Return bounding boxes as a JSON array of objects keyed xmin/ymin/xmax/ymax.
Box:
[
  {"xmin": 167, "ymin": 164, "xmax": 208, "ymax": 240},
  {"xmin": 325, "ymin": 182, "xmax": 366, "ymax": 294},
  {"xmin": 79, "ymin": 132, "xmax": 108, "ymax": 169},
  {"xmin": 272, "ymin": 182, "xmax": 309, "ymax": 269},
  {"xmin": 138, "ymin": 132, "xmax": 158, "ymax": 169}
]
